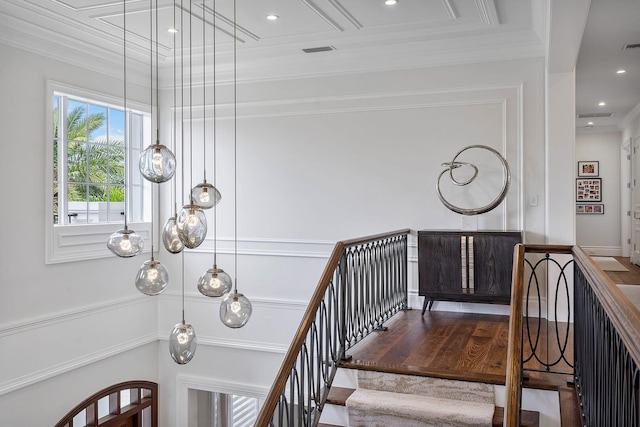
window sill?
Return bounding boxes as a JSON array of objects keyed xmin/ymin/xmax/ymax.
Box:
[{"xmin": 45, "ymin": 222, "xmax": 152, "ymax": 264}]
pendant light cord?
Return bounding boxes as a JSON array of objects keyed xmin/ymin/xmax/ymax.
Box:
[
  {"xmin": 180, "ymin": 0, "xmax": 185, "ymax": 207},
  {"xmin": 155, "ymin": 0, "xmax": 160, "ymax": 145},
  {"xmin": 189, "ymin": 0, "xmax": 194, "ymax": 202},
  {"xmin": 181, "ymin": 250, "xmax": 185, "ymax": 323},
  {"xmin": 179, "ymin": 0, "xmax": 186, "ymax": 324},
  {"xmin": 212, "ymin": 0, "xmax": 217, "ymax": 267},
  {"xmin": 149, "ymin": 0, "xmax": 155, "ymax": 261},
  {"xmin": 171, "ymin": 0, "xmax": 177, "ymax": 215},
  {"xmin": 123, "ymin": 0, "xmax": 129, "ymax": 229},
  {"xmin": 201, "ymin": 0, "xmax": 207, "ymax": 182},
  {"xmin": 233, "ymin": 0, "xmax": 238, "ymax": 293}
]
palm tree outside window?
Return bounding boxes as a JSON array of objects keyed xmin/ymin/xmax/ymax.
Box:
[{"xmin": 53, "ymin": 92, "xmax": 148, "ymax": 225}]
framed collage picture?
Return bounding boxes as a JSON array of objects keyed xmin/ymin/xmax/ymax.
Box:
[{"xmin": 576, "ymin": 178, "xmax": 601, "ymax": 202}]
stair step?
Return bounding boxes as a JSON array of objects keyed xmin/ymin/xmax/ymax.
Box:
[
  {"xmin": 318, "ymin": 424, "xmax": 343, "ymax": 427},
  {"xmin": 326, "ymin": 387, "xmax": 355, "ymax": 405},
  {"xmin": 559, "ymin": 385, "xmax": 582, "ymax": 427},
  {"xmin": 326, "ymin": 387, "xmax": 540, "ymax": 427}
]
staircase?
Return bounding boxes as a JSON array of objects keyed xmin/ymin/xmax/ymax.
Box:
[{"xmin": 317, "ymin": 370, "xmax": 540, "ymax": 427}]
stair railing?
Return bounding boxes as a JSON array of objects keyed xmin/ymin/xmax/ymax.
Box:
[
  {"xmin": 505, "ymin": 244, "xmax": 640, "ymax": 426},
  {"xmin": 572, "ymin": 246, "xmax": 640, "ymax": 426},
  {"xmin": 504, "ymin": 243, "xmax": 525, "ymax": 427},
  {"xmin": 255, "ymin": 229, "xmax": 410, "ymax": 427}
]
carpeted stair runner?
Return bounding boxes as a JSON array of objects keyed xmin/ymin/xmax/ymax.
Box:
[{"xmin": 345, "ymin": 371, "xmax": 495, "ymax": 427}]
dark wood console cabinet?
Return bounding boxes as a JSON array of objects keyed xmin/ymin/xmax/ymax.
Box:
[{"xmin": 418, "ymin": 230, "xmax": 522, "ymax": 313}]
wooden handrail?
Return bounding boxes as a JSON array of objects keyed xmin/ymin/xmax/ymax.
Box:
[
  {"xmin": 572, "ymin": 246, "xmax": 640, "ymax": 365},
  {"xmin": 504, "ymin": 244, "xmax": 525, "ymax": 427},
  {"xmin": 342, "ymin": 228, "xmax": 412, "ymax": 248},
  {"xmin": 255, "ymin": 229, "xmax": 411, "ymax": 426}
]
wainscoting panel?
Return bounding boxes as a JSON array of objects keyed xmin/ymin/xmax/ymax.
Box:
[{"xmin": 0, "ymin": 296, "xmax": 157, "ymax": 396}]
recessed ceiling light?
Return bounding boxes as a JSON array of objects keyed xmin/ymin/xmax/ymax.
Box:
[
  {"xmin": 617, "ymin": 69, "xmax": 626, "ymax": 74},
  {"xmin": 587, "ymin": 121, "xmax": 594, "ymax": 125},
  {"xmin": 266, "ymin": 14, "xmax": 279, "ymax": 20},
  {"xmin": 385, "ymin": 0, "xmax": 398, "ymax": 5},
  {"xmin": 598, "ymin": 102, "xmax": 606, "ymax": 106},
  {"xmin": 168, "ymin": 27, "xmax": 178, "ymax": 33}
]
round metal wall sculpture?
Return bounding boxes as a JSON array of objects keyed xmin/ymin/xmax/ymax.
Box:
[{"xmin": 436, "ymin": 144, "xmax": 511, "ymax": 216}]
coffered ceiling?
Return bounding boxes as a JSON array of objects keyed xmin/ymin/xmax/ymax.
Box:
[
  {"xmin": 0, "ymin": 0, "xmax": 543, "ymax": 82},
  {"xmin": 1, "ymin": 0, "xmax": 639, "ymax": 131}
]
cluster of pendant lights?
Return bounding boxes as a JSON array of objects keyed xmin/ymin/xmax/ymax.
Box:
[{"xmin": 107, "ymin": 0, "xmax": 251, "ymax": 366}]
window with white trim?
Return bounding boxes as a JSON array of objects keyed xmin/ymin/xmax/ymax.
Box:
[
  {"xmin": 46, "ymin": 82, "xmax": 152, "ymax": 264},
  {"xmin": 53, "ymin": 92, "xmax": 148, "ymax": 224}
]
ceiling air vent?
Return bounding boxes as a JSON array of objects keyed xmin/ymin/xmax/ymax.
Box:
[
  {"xmin": 577, "ymin": 112, "xmax": 614, "ymax": 119},
  {"xmin": 623, "ymin": 43, "xmax": 640, "ymax": 50},
  {"xmin": 302, "ymin": 46, "xmax": 336, "ymax": 53}
]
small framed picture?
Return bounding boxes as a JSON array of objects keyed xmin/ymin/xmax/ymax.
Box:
[
  {"xmin": 576, "ymin": 178, "xmax": 602, "ymax": 202},
  {"xmin": 576, "ymin": 203, "xmax": 604, "ymax": 214},
  {"xmin": 578, "ymin": 161, "xmax": 599, "ymax": 177}
]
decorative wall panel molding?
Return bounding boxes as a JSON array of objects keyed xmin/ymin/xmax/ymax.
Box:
[
  {"xmin": 182, "ymin": 84, "xmax": 521, "ymax": 119},
  {"xmin": 159, "ymin": 334, "xmax": 289, "ymax": 354},
  {"xmin": 46, "ymin": 222, "xmax": 152, "ymax": 264},
  {"xmin": 0, "ymin": 333, "xmax": 158, "ymax": 396},
  {"xmin": 0, "ymin": 295, "xmax": 151, "ymax": 338},
  {"xmin": 188, "ymin": 236, "xmax": 336, "ymax": 259}
]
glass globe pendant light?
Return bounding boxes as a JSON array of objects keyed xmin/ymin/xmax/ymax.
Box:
[
  {"xmin": 190, "ymin": 46, "xmax": 221, "ymax": 209},
  {"xmin": 139, "ymin": 139, "xmax": 176, "ymax": 183},
  {"xmin": 108, "ymin": 225, "xmax": 144, "ymax": 257},
  {"xmin": 138, "ymin": 0, "xmax": 175, "ymax": 184},
  {"xmin": 176, "ymin": 203, "xmax": 207, "ymax": 248},
  {"xmin": 107, "ymin": 0, "xmax": 143, "ymax": 259},
  {"xmin": 135, "ymin": 0, "xmax": 171, "ymax": 297},
  {"xmin": 221, "ymin": 0, "xmax": 252, "ymax": 330},
  {"xmin": 162, "ymin": 203, "xmax": 183, "ymax": 254},
  {"xmin": 161, "ymin": 0, "xmax": 183, "ymax": 257},
  {"xmin": 169, "ymin": 320, "xmax": 197, "ymax": 364},
  {"xmin": 169, "ymin": 2, "xmax": 196, "ymax": 366},
  {"xmin": 196, "ymin": 4, "xmax": 230, "ymax": 299},
  {"xmin": 191, "ymin": 178, "xmax": 221, "ymax": 209},
  {"xmin": 135, "ymin": 253, "xmax": 169, "ymax": 296},
  {"xmin": 198, "ymin": 266, "xmax": 232, "ymax": 297},
  {"xmin": 220, "ymin": 290, "xmax": 252, "ymax": 328}
]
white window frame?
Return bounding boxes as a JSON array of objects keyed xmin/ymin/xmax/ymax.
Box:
[{"xmin": 45, "ymin": 80, "xmax": 153, "ymax": 264}]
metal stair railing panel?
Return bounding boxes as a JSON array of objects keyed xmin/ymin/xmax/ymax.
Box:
[
  {"xmin": 505, "ymin": 245, "xmax": 640, "ymax": 427},
  {"xmin": 572, "ymin": 247, "xmax": 640, "ymax": 427},
  {"xmin": 255, "ymin": 229, "xmax": 410, "ymax": 427}
]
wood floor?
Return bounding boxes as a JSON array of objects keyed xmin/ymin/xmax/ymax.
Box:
[
  {"xmin": 342, "ymin": 310, "xmax": 509, "ymax": 385},
  {"xmin": 340, "ymin": 309, "xmax": 573, "ymax": 390},
  {"xmin": 339, "ymin": 256, "xmax": 640, "ymax": 388},
  {"xmin": 607, "ymin": 256, "xmax": 640, "ymax": 285},
  {"xmin": 330, "ymin": 257, "xmax": 639, "ymax": 426}
]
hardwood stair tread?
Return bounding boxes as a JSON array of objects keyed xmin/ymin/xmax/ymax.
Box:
[
  {"xmin": 326, "ymin": 387, "xmax": 539, "ymax": 427},
  {"xmin": 559, "ymin": 385, "xmax": 582, "ymax": 427}
]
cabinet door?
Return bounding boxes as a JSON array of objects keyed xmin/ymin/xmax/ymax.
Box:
[
  {"xmin": 472, "ymin": 233, "xmax": 521, "ymax": 299},
  {"xmin": 418, "ymin": 233, "xmax": 464, "ymax": 296}
]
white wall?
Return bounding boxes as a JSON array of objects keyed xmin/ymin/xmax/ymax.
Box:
[
  {"xmin": 155, "ymin": 57, "xmax": 549, "ymax": 423},
  {"xmin": 575, "ymin": 131, "xmax": 623, "ymax": 254},
  {"xmin": 0, "ymin": 42, "xmax": 160, "ymax": 426},
  {"xmin": 0, "ymin": 38, "xmax": 565, "ymax": 425}
]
